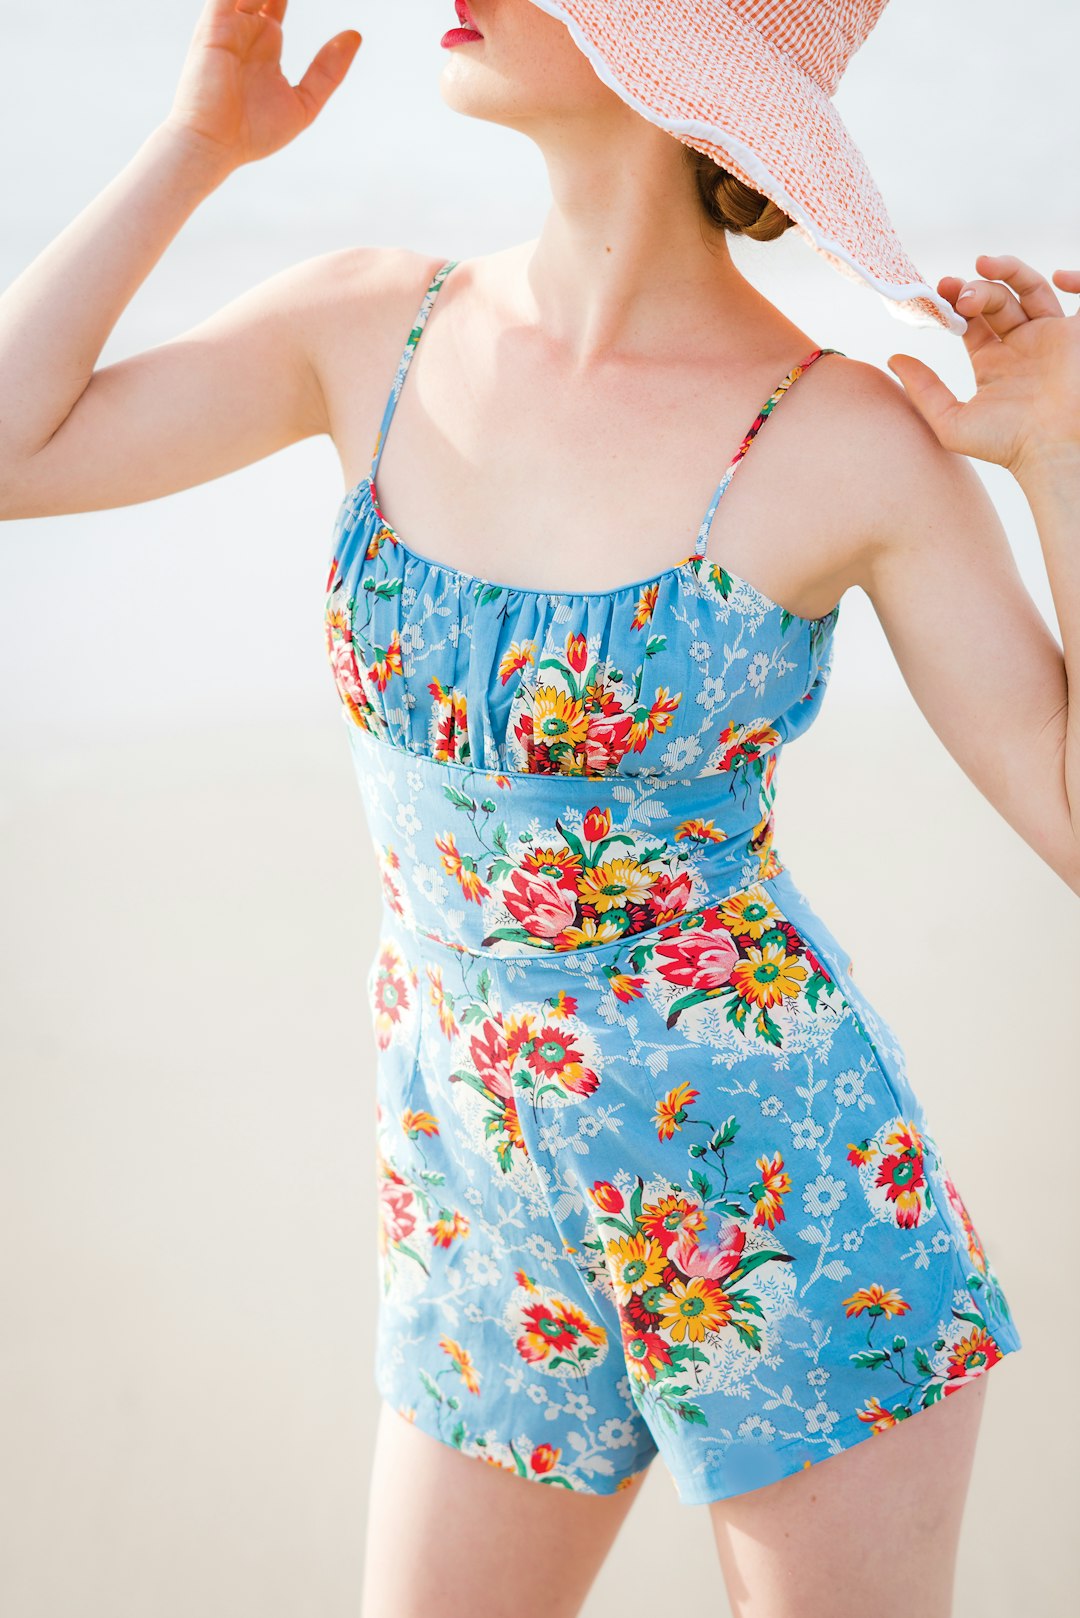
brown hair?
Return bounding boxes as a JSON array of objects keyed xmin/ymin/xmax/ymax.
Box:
[{"xmin": 684, "ymin": 144, "xmax": 795, "ymax": 242}]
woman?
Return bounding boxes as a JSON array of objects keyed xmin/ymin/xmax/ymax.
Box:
[{"xmin": 2, "ymin": 2, "xmax": 1076, "ymax": 1614}]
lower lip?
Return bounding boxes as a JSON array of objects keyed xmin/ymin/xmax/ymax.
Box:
[{"xmin": 441, "ymin": 28, "xmax": 484, "ymax": 47}]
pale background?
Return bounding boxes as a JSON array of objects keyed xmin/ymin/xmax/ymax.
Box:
[{"xmin": 1, "ymin": 1, "xmax": 1078, "ymax": 1613}]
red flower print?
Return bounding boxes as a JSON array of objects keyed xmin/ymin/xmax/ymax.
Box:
[
  {"xmin": 622, "ymin": 1326, "xmax": 674, "ymax": 1382},
  {"xmin": 582, "ymin": 806, "xmax": 612, "ymax": 843},
  {"xmin": 589, "ymin": 1180, "xmax": 624, "ymax": 1213},
  {"xmin": 653, "ymin": 915, "xmax": 738, "ymax": 992},
  {"xmin": 378, "ymin": 1179, "xmax": 416, "ymax": 1251},
  {"xmin": 502, "ymin": 868, "xmax": 579, "ymax": 938},
  {"xmin": 521, "ymin": 1025, "xmax": 600, "ymax": 1096},
  {"xmin": 604, "ymin": 968, "xmax": 646, "ymax": 1002},
  {"xmin": 669, "ymin": 1221, "xmax": 745, "ymax": 1282},
  {"xmin": 944, "ymin": 1325, "xmax": 1003, "ymax": 1385},
  {"xmin": 469, "ymin": 1018, "xmax": 514, "ymax": 1100},
  {"xmin": 638, "ymin": 1194, "xmax": 708, "ymax": 1251},
  {"xmin": 648, "ymin": 869, "xmax": 694, "ymax": 923},
  {"xmin": 566, "ymin": 632, "xmax": 588, "ymax": 673},
  {"xmin": 530, "ymin": 1444, "xmax": 560, "ymax": 1474},
  {"xmin": 874, "ymin": 1122, "xmax": 927, "ymax": 1228}
]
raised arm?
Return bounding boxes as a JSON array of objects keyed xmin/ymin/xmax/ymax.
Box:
[
  {"xmin": 0, "ymin": 0, "xmax": 362, "ymax": 520},
  {"xmin": 852, "ymin": 254, "xmax": 1080, "ymax": 898}
]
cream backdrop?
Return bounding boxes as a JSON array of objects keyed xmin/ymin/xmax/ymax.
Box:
[{"xmin": 1, "ymin": 2, "xmax": 1078, "ymax": 1614}]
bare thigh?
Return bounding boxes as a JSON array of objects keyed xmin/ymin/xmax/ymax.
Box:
[
  {"xmin": 708, "ymin": 1373, "xmax": 990, "ymax": 1618},
  {"xmin": 361, "ymin": 1399, "xmax": 653, "ymax": 1618}
]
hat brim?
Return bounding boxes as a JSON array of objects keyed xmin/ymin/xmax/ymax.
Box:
[{"xmin": 527, "ymin": 0, "xmax": 967, "ymax": 335}]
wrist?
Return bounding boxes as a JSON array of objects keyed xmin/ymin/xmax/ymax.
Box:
[
  {"xmin": 1012, "ymin": 440, "xmax": 1080, "ymax": 499},
  {"xmin": 148, "ymin": 119, "xmax": 239, "ymax": 191}
]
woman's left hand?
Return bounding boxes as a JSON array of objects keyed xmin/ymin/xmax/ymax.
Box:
[{"xmin": 885, "ymin": 254, "xmax": 1080, "ymax": 484}]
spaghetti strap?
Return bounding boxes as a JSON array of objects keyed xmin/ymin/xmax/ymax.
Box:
[
  {"xmin": 369, "ymin": 258, "xmax": 460, "ymax": 485},
  {"xmin": 692, "ymin": 346, "xmax": 846, "ymax": 560}
]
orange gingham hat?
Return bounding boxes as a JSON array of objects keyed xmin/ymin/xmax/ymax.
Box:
[{"xmin": 526, "ymin": 0, "xmax": 967, "ymax": 334}]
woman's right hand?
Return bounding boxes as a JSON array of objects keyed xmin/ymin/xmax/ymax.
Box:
[{"xmin": 165, "ymin": 0, "xmax": 362, "ymax": 171}]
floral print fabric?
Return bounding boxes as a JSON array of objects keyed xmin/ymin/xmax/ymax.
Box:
[{"xmin": 325, "ymin": 260, "xmax": 1022, "ymax": 1504}]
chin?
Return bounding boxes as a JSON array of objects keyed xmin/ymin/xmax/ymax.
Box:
[{"xmin": 437, "ymin": 0, "xmax": 615, "ymax": 131}]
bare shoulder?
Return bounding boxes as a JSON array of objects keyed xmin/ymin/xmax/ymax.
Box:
[
  {"xmin": 291, "ymin": 243, "xmax": 449, "ymax": 339},
  {"xmin": 284, "ymin": 244, "xmax": 448, "ymax": 460},
  {"xmin": 793, "ymin": 348, "xmax": 991, "ymax": 601}
]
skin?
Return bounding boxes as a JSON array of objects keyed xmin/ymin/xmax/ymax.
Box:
[{"xmin": 1, "ymin": 2, "xmax": 1076, "ymax": 1612}]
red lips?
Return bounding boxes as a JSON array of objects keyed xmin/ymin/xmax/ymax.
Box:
[
  {"xmin": 455, "ymin": 0, "xmax": 482, "ymax": 33},
  {"xmin": 442, "ymin": 0, "xmax": 484, "ymax": 50}
]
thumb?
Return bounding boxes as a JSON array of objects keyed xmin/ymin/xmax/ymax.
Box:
[
  {"xmin": 886, "ymin": 353, "xmax": 963, "ymax": 446},
  {"xmin": 294, "ymin": 30, "xmax": 363, "ymax": 125}
]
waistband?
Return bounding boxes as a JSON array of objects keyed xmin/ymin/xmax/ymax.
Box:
[{"xmin": 344, "ymin": 728, "xmax": 788, "ymax": 960}]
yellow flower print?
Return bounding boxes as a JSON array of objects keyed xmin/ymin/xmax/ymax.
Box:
[
  {"xmin": 730, "ymin": 940, "xmax": 808, "ymax": 1009},
  {"xmin": 546, "ymin": 990, "xmax": 578, "ymax": 1020},
  {"xmin": 675, "ymin": 818, "xmax": 726, "ymax": 844},
  {"xmin": 428, "ymin": 1209, "xmax": 470, "ymax": 1248},
  {"xmin": 841, "ymin": 1284, "xmax": 911, "ymax": 1320},
  {"xmin": 629, "ymin": 687, "xmax": 681, "ymax": 751},
  {"xmin": 632, "ymin": 582, "xmax": 660, "ymax": 630},
  {"xmin": 559, "ymin": 917, "xmax": 624, "ymax": 947},
  {"xmin": 438, "ymin": 1334, "xmax": 481, "ymax": 1394},
  {"xmin": 426, "ymin": 966, "xmax": 459, "ymax": 1040},
  {"xmin": 751, "ymin": 1151, "xmax": 791, "ymax": 1229},
  {"xmin": 577, "ymin": 858, "xmax": 655, "ymax": 913},
  {"xmin": 370, "ymin": 628, "xmax": 404, "ymax": 691},
  {"xmin": 435, "ymin": 832, "xmax": 490, "ymax": 903},
  {"xmin": 856, "ymin": 1395, "xmax": 902, "ymax": 1432},
  {"xmin": 365, "ymin": 524, "xmax": 396, "ymax": 560},
  {"xmin": 654, "ymin": 1082, "xmax": 699, "ymax": 1142},
  {"xmin": 429, "ymin": 679, "xmax": 470, "ymax": 762},
  {"xmin": 605, "ymin": 970, "xmax": 646, "ymax": 1003},
  {"xmin": 718, "ymin": 888, "xmax": 785, "ymax": 941},
  {"xmin": 607, "ymin": 1233, "xmax": 667, "ymax": 1305},
  {"xmin": 639, "ymin": 1193, "xmax": 708, "ymax": 1246},
  {"xmin": 532, "ymin": 685, "xmax": 589, "ymax": 748},
  {"xmin": 498, "ymin": 640, "xmax": 535, "ymax": 685},
  {"xmin": 401, "ymin": 1108, "xmax": 439, "ymax": 1138},
  {"xmin": 946, "ymin": 1325, "xmax": 1003, "ymax": 1379},
  {"xmin": 659, "ymin": 1276, "xmax": 733, "ymax": 1342}
]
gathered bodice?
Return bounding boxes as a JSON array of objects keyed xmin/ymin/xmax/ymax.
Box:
[{"xmin": 323, "ymin": 259, "xmax": 845, "ymax": 957}]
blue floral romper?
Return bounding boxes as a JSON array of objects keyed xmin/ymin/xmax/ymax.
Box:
[{"xmin": 323, "ymin": 259, "xmax": 1023, "ymax": 1506}]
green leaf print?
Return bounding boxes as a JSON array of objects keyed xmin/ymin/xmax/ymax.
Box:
[
  {"xmin": 729, "ymin": 1249, "xmax": 794, "ymax": 1281},
  {"xmin": 443, "ymin": 785, "xmax": 477, "ymax": 811},
  {"xmin": 730, "ymin": 1318, "xmax": 763, "ymax": 1352}
]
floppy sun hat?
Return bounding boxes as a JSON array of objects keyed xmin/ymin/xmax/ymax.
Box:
[{"xmin": 523, "ymin": 0, "xmax": 967, "ymax": 334}]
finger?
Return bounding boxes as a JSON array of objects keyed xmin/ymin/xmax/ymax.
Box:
[
  {"xmin": 955, "ymin": 276, "xmax": 1029, "ymax": 340},
  {"xmin": 885, "ymin": 353, "xmax": 964, "ymax": 448},
  {"xmin": 1052, "ymin": 268, "xmax": 1080, "ymax": 312},
  {"xmin": 973, "ymin": 252, "xmax": 1066, "ymax": 320},
  {"xmin": 937, "ymin": 275, "xmax": 1002, "ymax": 358},
  {"xmin": 260, "ymin": 0, "xmax": 288, "ymax": 21},
  {"xmin": 292, "ymin": 31, "xmax": 363, "ymax": 124}
]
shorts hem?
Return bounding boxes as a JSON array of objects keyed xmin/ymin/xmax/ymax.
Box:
[
  {"xmin": 375, "ymin": 1382, "xmax": 659, "ymax": 1497},
  {"xmin": 662, "ymin": 1333, "xmax": 1024, "ymax": 1508}
]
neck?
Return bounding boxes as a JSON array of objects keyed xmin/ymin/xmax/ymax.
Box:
[{"xmin": 513, "ymin": 122, "xmax": 756, "ymax": 366}]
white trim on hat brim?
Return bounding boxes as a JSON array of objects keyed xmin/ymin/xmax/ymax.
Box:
[{"xmin": 525, "ymin": 0, "xmax": 968, "ymax": 336}]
